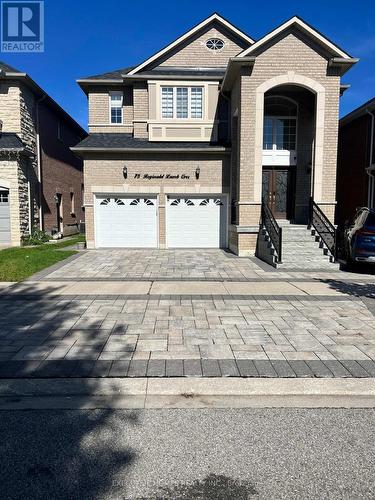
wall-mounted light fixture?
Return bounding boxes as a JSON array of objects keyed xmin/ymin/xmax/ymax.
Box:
[
  {"xmin": 123, "ymin": 165, "xmax": 128, "ymax": 179},
  {"xmin": 195, "ymin": 165, "xmax": 200, "ymax": 180},
  {"xmin": 53, "ymin": 194, "xmax": 59, "ymax": 204}
]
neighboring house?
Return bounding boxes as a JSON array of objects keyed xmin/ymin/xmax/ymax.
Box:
[
  {"xmin": 73, "ymin": 12, "xmax": 357, "ymax": 257},
  {"xmin": 0, "ymin": 62, "xmax": 87, "ymax": 246},
  {"xmin": 336, "ymin": 98, "xmax": 375, "ymax": 226}
]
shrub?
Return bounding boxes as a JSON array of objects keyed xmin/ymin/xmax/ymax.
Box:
[{"xmin": 22, "ymin": 227, "xmax": 50, "ymax": 246}]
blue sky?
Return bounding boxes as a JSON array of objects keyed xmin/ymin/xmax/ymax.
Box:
[{"xmin": 2, "ymin": 0, "xmax": 374, "ymax": 129}]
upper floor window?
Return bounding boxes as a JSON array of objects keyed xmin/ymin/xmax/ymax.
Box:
[
  {"xmin": 161, "ymin": 87, "xmax": 203, "ymax": 119},
  {"xmin": 263, "ymin": 96, "xmax": 297, "ymax": 151},
  {"xmin": 110, "ymin": 92, "xmax": 123, "ymax": 124},
  {"xmin": 206, "ymin": 38, "xmax": 225, "ymax": 51}
]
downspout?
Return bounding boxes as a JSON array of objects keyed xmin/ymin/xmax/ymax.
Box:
[
  {"xmin": 365, "ymin": 109, "xmax": 375, "ymax": 208},
  {"xmin": 36, "ymin": 94, "xmax": 46, "ymax": 230}
]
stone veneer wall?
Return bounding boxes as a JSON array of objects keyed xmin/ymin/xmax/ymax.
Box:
[
  {"xmin": 0, "ymin": 81, "xmax": 38, "ymax": 243},
  {"xmin": 0, "ymin": 156, "xmax": 29, "ymax": 245}
]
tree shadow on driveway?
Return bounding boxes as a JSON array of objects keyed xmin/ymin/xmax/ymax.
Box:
[{"xmin": 0, "ymin": 283, "xmax": 141, "ymax": 500}]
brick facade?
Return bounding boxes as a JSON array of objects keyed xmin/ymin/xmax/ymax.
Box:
[
  {"xmin": 0, "ymin": 67, "xmax": 86, "ymax": 245},
  {"xmin": 83, "ymin": 155, "xmax": 230, "ymax": 248},
  {"xmin": 78, "ymin": 15, "xmax": 355, "ymax": 255},
  {"xmin": 39, "ymin": 102, "xmax": 85, "ymax": 235},
  {"xmin": 337, "ymin": 112, "xmax": 374, "ymax": 225}
]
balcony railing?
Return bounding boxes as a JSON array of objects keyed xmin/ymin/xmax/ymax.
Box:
[{"xmin": 308, "ymin": 197, "xmax": 337, "ymax": 261}]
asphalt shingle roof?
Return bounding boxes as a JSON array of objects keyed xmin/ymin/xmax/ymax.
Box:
[
  {"xmin": 81, "ymin": 66, "xmax": 135, "ymax": 80},
  {"xmin": 74, "ymin": 133, "xmax": 229, "ymax": 150},
  {"xmin": 0, "ymin": 61, "xmax": 22, "ymax": 74}
]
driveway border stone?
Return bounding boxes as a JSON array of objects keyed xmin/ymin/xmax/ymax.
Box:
[{"xmin": 1, "ymin": 358, "xmax": 375, "ymax": 379}]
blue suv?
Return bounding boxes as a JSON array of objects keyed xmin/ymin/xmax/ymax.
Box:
[{"xmin": 342, "ymin": 208, "xmax": 375, "ymax": 265}]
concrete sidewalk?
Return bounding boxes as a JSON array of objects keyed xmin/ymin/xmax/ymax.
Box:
[
  {"xmin": 0, "ymin": 279, "xmax": 351, "ymax": 296},
  {"xmin": 1, "ymin": 377, "xmax": 375, "ymax": 409}
]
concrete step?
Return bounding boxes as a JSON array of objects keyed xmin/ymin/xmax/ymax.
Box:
[{"xmin": 276, "ymin": 223, "xmax": 336, "ymax": 269}]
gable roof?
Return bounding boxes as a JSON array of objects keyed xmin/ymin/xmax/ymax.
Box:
[
  {"xmin": 128, "ymin": 12, "xmax": 255, "ymax": 76},
  {"xmin": 80, "ymin": 66, "xmax": 135, "ymax": 81},
  {"xmin": 0, "ymin": 61, "xmax": 87, "ymax": 137},
  {"xmin": 238, "ymin": 16, "xmax": 352, "ymax": 59},
  {"xmin": 340, "ymin": 97, "xmax": 375, "ymax": 127}
]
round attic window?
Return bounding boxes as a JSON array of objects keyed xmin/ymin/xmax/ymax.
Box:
[{"xmin": 206, "ymin": 38, "xmax": 225, "ymax": 51}]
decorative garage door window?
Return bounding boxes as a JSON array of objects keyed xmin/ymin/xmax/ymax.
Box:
[
  {"xmin": 167, "ymin": 196, "xmax": 227, "ymax": 248},
  {"xmin": 199, "ymin": 198, "xmax": 223, "ymax": 206},
  {"xmin": 130, "ymin": 198, "xmax": 155, "ymax": 206},
  {"xmin": 96, "ymin": 196, "xmax": 157, "ymax": 248},
  {"xmin": 170, "ymin": 198, "xmax": 195, "ymax": 206}
]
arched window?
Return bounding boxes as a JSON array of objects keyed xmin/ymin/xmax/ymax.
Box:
[{"xmin": 263, "ymin": 96, "xmax": 297, "ymax": 152}]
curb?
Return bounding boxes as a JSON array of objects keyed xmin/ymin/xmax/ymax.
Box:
[{"xmin": 1, "ymin": 377, "xmax": 375, "ymax": 409}]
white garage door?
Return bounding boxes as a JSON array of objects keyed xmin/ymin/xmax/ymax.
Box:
[
  {"xmin": 95, "ymin": 196, "xmax": 157, "ymax": 248},
  {"xmin": 167, "ymin": 196, "xmax": 227, "ymax": 248},
  {"xmin": 0, "ymin": 189, "xmax": 11, "ymax": 245}
]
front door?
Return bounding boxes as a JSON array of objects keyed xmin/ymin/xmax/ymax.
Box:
[{"xmin": 262, "ymin": 168, "xmax": 291, "ymax": 219}]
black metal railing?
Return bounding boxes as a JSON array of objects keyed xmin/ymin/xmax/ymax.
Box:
[
  {"xmin": 260, "ymin": 202, "xmax": 283, "ymax": 263},
  {"xmin": 308, "ymin": 197, "xmax": 337, "ymax": 260}
]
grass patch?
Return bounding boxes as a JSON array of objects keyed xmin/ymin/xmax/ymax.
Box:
[{"xmin": 0, "ymin": 234, "xmax": 85, "ymax": 282}]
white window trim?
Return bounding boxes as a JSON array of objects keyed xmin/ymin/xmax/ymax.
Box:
[
  {"xmin": 109, "ymin": 91, "xmax": 123, "ymax": 125},
  {"xmin": 160, "ymin": 85, "xmax": 204, "ymax": 120}
]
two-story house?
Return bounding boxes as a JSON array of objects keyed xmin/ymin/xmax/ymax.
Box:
[
  {"xmin": 0, "ymin": 62, "xmax": 87, "ymax": 246},
  {"xmin": 73, "ymin": 13, "xmax": 357, "ymax": 259}
]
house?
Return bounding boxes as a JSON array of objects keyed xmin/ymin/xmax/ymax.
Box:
[
  {"xmin": 0, "ymin": 62, "xmax": 87, "ymax": 246},
  {"xmin": 73, "ymin": 12, "xmax": 357, "ymax": 259},
  {"xmin": 336, "ymin": 98, "xmax": 375, "ymax": 226}
]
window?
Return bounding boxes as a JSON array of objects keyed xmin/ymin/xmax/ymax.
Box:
[
  {"xmin": 263, "ymin": 118, "xmax": 297, "ymax": 150},
  {"xmin": 191, "ymin": 87, "xmax": 203, "ymax": 118},
  {"xmin": 161, "ymin": 87, "xmax": 203, "ymax": 119},
  {"xmin": 263, "ymin": 97, "xmax": 297, "ymax": 151},
  {"xmin": 176, "ymin": 87, "xmax": 188, "ymax": 118},
  {"xmin": 206, "ymin": 38, "xmax": 225, "ymax": 51},
  {"xmin": 110, "ymin": 92, "xmax": 123, "ymax": 124},
  {"xmin": 70, "ymin": 192, "xmax": 75, "ymax": 214}
]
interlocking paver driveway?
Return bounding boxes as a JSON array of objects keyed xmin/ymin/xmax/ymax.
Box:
[
  {"xmin": 1, "ymin": 295, "xmax": 375, "ymax": 363},
  {"xmin": 40, "ymin": 249, "xmax": 375, "ymax": 282},
  {"xmin": 43, "ymin": 249, "xmax": 262, "ymax": 280}
]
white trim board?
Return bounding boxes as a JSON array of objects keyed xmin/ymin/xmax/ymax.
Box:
[
  {"xmin": 128, "ymin": 13, "xmax": 255, "ymax": 76},
  {"xmin": 238, "ymin": 16, "xmax": 351, "ymax": 59}
]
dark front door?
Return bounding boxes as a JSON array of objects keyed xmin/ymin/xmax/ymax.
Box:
[{"xmin": 262, "ymin": 168, "xmax": 290, "ymax": 219}]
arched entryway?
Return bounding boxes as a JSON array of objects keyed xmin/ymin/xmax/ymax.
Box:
[
  {"xmin": 254, "ymin": 73, "xmax": 326, "ymax": 223},
  {"xmin": 261, "ymin": 88, "xmax": 316, "ymax": 222},
  {"xmin": 0, "ymin": 186, "xmax": 10, "ymax": 244}
]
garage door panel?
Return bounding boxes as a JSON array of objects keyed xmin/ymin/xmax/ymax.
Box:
[
  {"xmin": 167, "ymin": 197, "xmax": 227, "ymax": 248},
  {"xmin": 95, "ymin": 196, "xmax": 157, "ymax": 248}
]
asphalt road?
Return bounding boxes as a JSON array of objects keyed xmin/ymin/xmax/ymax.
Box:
[{"xmin": 1, "ymin": 408, "xmax": 374, "ymax": 499}]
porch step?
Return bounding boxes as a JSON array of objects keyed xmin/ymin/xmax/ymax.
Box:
[{"xmin": 277, "ymin": 224, "xmax": 339, "ymax": 270}]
